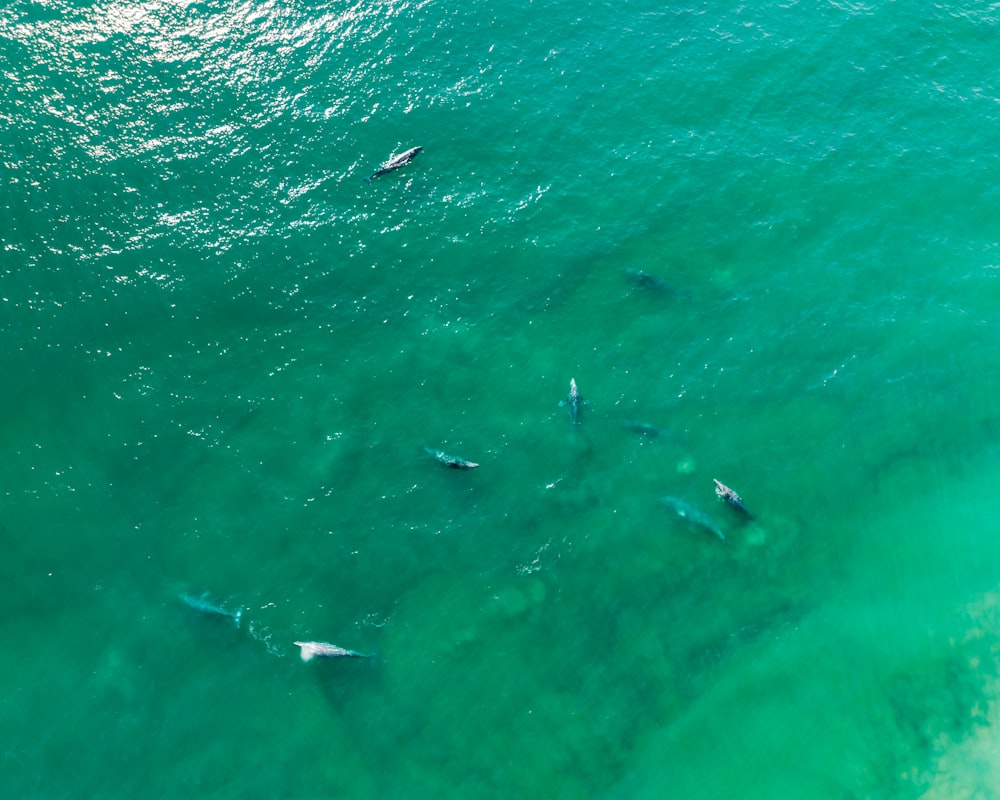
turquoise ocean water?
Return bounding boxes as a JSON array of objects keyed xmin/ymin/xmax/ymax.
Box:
[{"xmin": 4, "ymin": 1, "xmax": 1000, "ymax": 797}]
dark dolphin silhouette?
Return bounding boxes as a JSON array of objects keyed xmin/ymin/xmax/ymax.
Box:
[{"xmin": 369, "ymin": 146, "xmax": 423, "ymax": 180}]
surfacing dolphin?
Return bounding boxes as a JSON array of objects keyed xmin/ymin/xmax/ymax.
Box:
[
  {"xmin": 660, "ymin": 496, "xmax": 725, "ymax": 542},
  {"xmin": 294, "ymin": 641, "xmax": 371, "ymax": 662},
  {"xmin": 368, "ymin": 146, "xmax": 423, "ymax": 180},
  {"xmin": 424, "ymin": 446, "xmax": 479, "ymax": 470},
  {"xmin": 559, "ymin": 378, "xmax": 585, "ymax": 424},
  {"xmin": 713, "ymin": 478, "xmax": 752, "ymax": 518},
  {"xmin": 180, "ymin": 592, "xmax": 244, "ymax": 629}
]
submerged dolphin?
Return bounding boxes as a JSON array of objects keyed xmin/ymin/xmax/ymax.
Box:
[
  {"xmin": 424, "ymin": 446, "xmax": 479, "ymax": 470},
  {"xmin": 625, "ymin": 268, "xmax": 689, "ymax": 297},
  {"xmin": 180, "ymin": 592, "xmax": 243, "ymax": 628},
  {"xmin": 625, "ymin": 268, "xmax": 673, "ymax": 292},
  {"xmin": 713, "ymin": 479, "xmax": 752, "ymax": 518},
  {"xmin": 369, "ymin": 146, "xmax": 423, "ymax": 180},
  {"xmin": 660, "ymin": 496, "xmax": 725, "ymax": 542},
  {"xmin": 559, "ymin": 378, "xmax": 585, "ymax": 424},
  {"xmin": 294, "ymin": 641, "xmax": 371, "ymax": 662},
  {"xmin": 624, "ymin": 421, "xmax": 663, "ymax": 438}
]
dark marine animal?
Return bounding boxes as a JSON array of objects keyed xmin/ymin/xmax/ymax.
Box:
[
  {"xmin": 660, "ymin": 496, "xmax": 725, "ymax": 542},
  {"xmin": 180, "ymin": 592, "xmax": 243, "ymax": 628},
  {"xmin": 624, "ymin": 421, "xmax": 663, "ymax": 438},
  {"xmin": 713, "ymin": 478, "xmax": 752, "ymax": 518},
  {"xmin": 425, "ymin": 446, "xmax": 479, "ymax": 470},
  {"xmin": 559, "ymin": 378, "xmax": 585, "ymax": 424},
  {"xmin": 625, "ymin": 269, "xmax": 690, "ymax": 297},
  {"xmin": 369, "ymin": 146, "xmax": 423, "ymax": 179}
]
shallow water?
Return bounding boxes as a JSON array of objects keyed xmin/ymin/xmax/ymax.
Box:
[{"xmin": 3, "ymin": 1, "xmax": 1000, "ymax": 797}]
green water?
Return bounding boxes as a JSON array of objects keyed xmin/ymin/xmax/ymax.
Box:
[{"xmin": 4, "ymin": 1, "xmax": 1000, "ymax": 797}]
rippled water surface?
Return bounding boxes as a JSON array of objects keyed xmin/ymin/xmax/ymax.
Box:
[{"xmin": 4, "ymin": 1, "xmax": 1000, "ymax": 797}]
